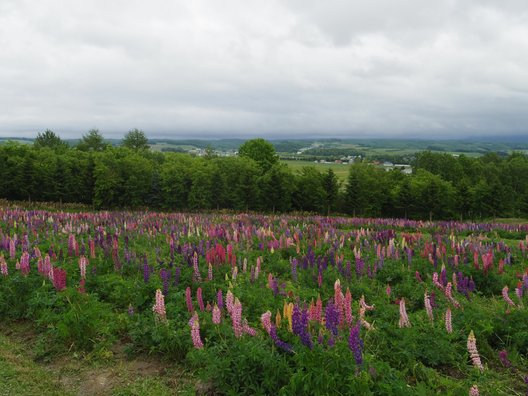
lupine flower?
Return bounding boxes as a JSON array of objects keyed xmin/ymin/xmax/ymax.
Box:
[
  {"xmin": 226, "ymin": 290, "xmax": 234, "ymax": 315},
  {"xmin": 445, "ymin": 307, "xmax": 453, "ymax": 333},
  {"xmin": 348, "ymin": 322, "xmax": 363, "ymax": 368},
  {"xmin": 217, "ymin": 289, "xmax": 223, "ymax": 310},
  {"xmin": 52, "ymin": 267, "xmax": 67, "ymax": 291},
  {"xmin": 208, "ymin": 263, "xmax": 213, "ymax": 281},
  {"xmin": 128, "ymin": 304, "xmax": 134, "ymax": 316},
  {"xmin": 185, "ymin": 286, "xmax": 194, "ymax": 313},
  {"xmin": 424, "ymin": 291, "xmax": 433, "ymax": 322},
  {"xmin": 398, "ymin": 298, "xmax": 411, "ymax": 328},
  {"xmin": 232, "ymin": 298, "xmax": 243, "ymax": 338},
  {"xmin": 469, "ymin": 385, "xmax": 479, "ymax": 396},
  {"xmin": 269, "ymin": 324, "xmax": 293, "ymax": 353},
  {"xmin": 292, "ymin": 305, "xmax": 312, "ymax": 349},
  {"xmin": 415, "ymin": 271, "xmax": 423, "ymax": 282},
  {"xmin": 212, "ymin": 304, "xmax": 221, "ymax": 324},
  {"xmin": 275, "ymin": 311, "xmax": 282, "ymax": 328},
  {"xmin": 445, "ymin": 282, "xmax": 461, "ymax": 309},
  {"xmin": 325, "ymin": 301, "xmax": 339, "ymax": 336},
  {"xmin": 196, "ymin": 287, "xmax": 205, "ymax": 311},
  {"xmin": 261, "ymin": 311, "xmax": 272, "ymax": 334},
  {"xmin": 386, "ymin": 285, "xmax": 391, "ymax": 297},
  {"xmin": 160, "ymin": 268, "xmax": 170, "ymax": 296},
  {"xmin": 152, "ymin": 289, "xmax": 167, "ymax": 322},
  {"xmin": 467, "ymin": 330, "xmax": 484, "ymax": 372},
  {"xmin": 189, "ymin": 313, "xmax": 204, "ymax": 349},
  {"xmin": 0, "ymin": 255, "xmax": 7, "ymax": 276},
  {"xmin": 344, "ymin": 288, "xmax": 353, "ymax": 326},
  {"xmin": 502, "ymin": 286, "xmax": 516, "ymax": 307},
  {"xmin": 78, "ymin": 256, "xmax": 88, "ymax": 279},
  {"xmin": 498, "ymin": 350, "xmax": 511, "ymax": 368},
  {"xmin": 242, "ymin": 319, "xmax": 257, "ymax": 336},
  {"xmin": 192, "ymin": 252, "xmax": 202, "ymax": 282},
  {"xmin": 20, "ymin": 251, "xmax": 30, "ymax": 275}
]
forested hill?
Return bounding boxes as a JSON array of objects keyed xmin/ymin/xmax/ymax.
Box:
[{"xmin": 1, "ymin": 134, "xmax": 527, "ymax": 220}]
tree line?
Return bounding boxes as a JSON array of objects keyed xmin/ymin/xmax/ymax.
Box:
[{"xmin": 0, "ymin": 130, "xmax": 527, "ymax": 220}]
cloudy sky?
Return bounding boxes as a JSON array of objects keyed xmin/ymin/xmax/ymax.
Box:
[{"xmin": 1, "ymin": 0, "xmax": 528, "ymax": 139}]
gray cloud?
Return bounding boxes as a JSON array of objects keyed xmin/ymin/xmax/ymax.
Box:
[{"xmin": 1, "ymin": 0, "xmax": 528, "ymax": 139}]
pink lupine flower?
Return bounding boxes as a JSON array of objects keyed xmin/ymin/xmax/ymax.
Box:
[
  {"xmin": 197, "ymin": 287, "xmax": 205, "ymax": 311},
  {"xmin": 192, "ymin": 252, "xmax": 202, "ymax": 282},
  {"xmin": 89, "ymin": 238, "xmax": 96, "ymax": 258},
  {"xmin": 0, "ymin": 255, "xmax": 8, "ymax": 276},
  {"xmin": 386, "ymin": 285, "xmax": 391, "ymax": 297},
  {"xmin": 502, "ymin": 286, "xmax": 516, "ymax": 307},
  {"xmin": 212, "ymin": 304, "xmax": 221, "ymax": 324},
  {"xmin": 261, "ymin": 311, "xmax": 272, "ymax": 334},
  {"xmin": 432, "ymin": 272, "xmax": 444, "ymax": 290},
  {"xmin": 189, "ymin": 313, "xmax": 204, "ymax": 349},
  {"xmin": 359, "ymin": 295, "xmax": 374, "ymax": 311},
  {"xmin": 185, "ymin": 286, "xmax": 194, "ymax": 313},
  {"xmin": 469, "ymin": 385, "xmax": 479, "ymax": 396},
  {"xmin": 232, "ymin": 298, "xmax": 243, "ymax": 338},
  {"xmin": 242, "ymin": 319, "xmax": 257, "ymax": 336},
  {"xmin": 232, "ymin": 266, "xmax": 238, "ymax": 280},
  {"xmin": 255, "ymin": 257, "xmax": 261, "ymax": 279},
  {"xmin": 467, "ymin": 330, "xmax": 484, "ymax": 372},
  {"xmin": 79, "ymin": 256, "xmax": 88, "ymax": 279},
  {"xmin": 424, "ymin": 291, "xmax": 433, "ymax": 322},
  {"xmin": 152, "ymin": 289, "xmax": 167, "ymax": 322},
  {"xmin": 445, "ymin": 307, "xmax": 453, "ymax": 333},
  {"xmin": 9, "ymin": 237, "xmax": 16, "ymax": 259},
  {"xmin": 345, "ymin": 288, "xmax": 353, "ymax": 326},
  {"xmin": 398, "ymin": 298, "xmax": 411, "ymax": 328},
  {"xmin": 445, "ymin": 282, "xmax": 461, "ymax": 309},
  {"xmin": 52, "ymin": 267, "xmax": 67, "ymax": 291},
  {"xmin": 226, "ymin": 290, "xmax": 234, "ymax": 315}
]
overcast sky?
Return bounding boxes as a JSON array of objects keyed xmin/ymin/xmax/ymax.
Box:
[{"xmin": 1, "ymin": 0, "xmax": 528, "ymax": 139}]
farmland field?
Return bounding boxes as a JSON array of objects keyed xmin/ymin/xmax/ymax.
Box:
[
  {"xmin": 1, "ymin": 206, "xmax": 527, "ymax": 395},
  {"xmin": 283, "ymin": 160, "xmax": 352, "ymax": 182}
]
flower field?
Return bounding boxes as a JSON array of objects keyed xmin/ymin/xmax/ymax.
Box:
[{"xmin": 1, "ymin": 207, "xmax": 528, "ymax": 395}]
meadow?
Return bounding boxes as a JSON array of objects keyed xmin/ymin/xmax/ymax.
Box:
[{"xmin": 1, "ymin": 206, "xmax": 527, "ymax": 395}]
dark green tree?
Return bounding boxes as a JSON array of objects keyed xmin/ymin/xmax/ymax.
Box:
[
  {"xmin": 34, "ymin": 129, "xmax": 68, "ymax": 150},
  {"xmin": 322, "ymin": 168, "xmax": 340, "ymax": 215}
]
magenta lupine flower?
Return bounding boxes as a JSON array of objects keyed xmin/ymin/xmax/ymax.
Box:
[
  {"xmin": 20, "ymin": 251, "xmax": 30, "ymax": 276},
  {"xmin": 467, "ymin": 330, "xmax": 484, "ymax": 372},
  {"xmin": 469, "ymin": 385, "xmax": 479, "ymax": 396},
  {"xmin": 212, "ymin": 304, "xmax": 221, "ymax": 324},
  {"xmin": 52, "ymin": 267, "xmax": 67, "ymax": 291},
  {"xmin": 261, "ymin": 311, "xmax": 272, "ymax": 334},
  {"xmin": 398, "ymin": 298, "xmax": 411, "ymax": 328},
  {"xmin": 232, "ymin": 298, "xmax": 243, "ymax": 338},
  {"xmin": 386, "ymin": 285, "xmax": 391, "ymax": 297},
  {"xmin": 189, "ymin": 313, "xmax": 204, "ymax": 349},
  {"xmin": 424, "ymin": 291, "xmax": 433, "ymax": 322},
  {"xmin": 0, "ymin": 255, "xmax": 7, "ymax": 276},
  {"xmin": 498, "ymin": 350, "xmax": 511, "ymax": 368},
  {"xmin": 415, "ymin": 271, "xmax": 423, "ymax": 283},
  {"xmin": 197, "ymin": 287, "xmax": 205, "ymax": 311},
  {"xmin": 502, "ymin": 286, "xmax": 516, "ymax": 307},
  {"xmin": 185, "ymin": 286, "xmax": 194, "ymax": 313},
  {"xmin": 152, "ymin": 289, "xmax": 167, "ymax": 322},
  {"xmin": 78, "ymin": 256, "xmax": 88, "ymax": 279}
]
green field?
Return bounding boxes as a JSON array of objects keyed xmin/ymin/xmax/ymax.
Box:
[{"xmin": 283, "ymin": 160, "xmax": 352, "ymax": 182}]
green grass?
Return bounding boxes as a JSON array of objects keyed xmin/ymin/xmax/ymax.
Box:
[
  {"xmin": 282, "ymin": 160, "xmax": 351, "ymax": 182},
  {"xmin": 0, "ymin": 334, "xmax": 70, "ymax": 396}
]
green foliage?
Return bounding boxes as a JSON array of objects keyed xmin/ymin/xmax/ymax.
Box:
[
  {"xmin": 238, "ymin": 138, "xmax": 279, "ymax": 172},
  {"xmin": 122, "ymin": 128, "xmax": 149, "ymax": 151}
]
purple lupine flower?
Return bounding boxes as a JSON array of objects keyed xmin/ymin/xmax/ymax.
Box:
[
  {"xmin": 292, "ymin": 305, "xmax": 312, "ymax": 349},
  {"xmin": 348, "ymin": 322, "xmax": 363, "ymax": 367},
  {"xmin": 269, "ymin": 325, "xmax": 293, "ymax": 353},
  {"xmin": 325, "ymin": 301, "xmax": 339, "ymax": 337},
  {"xmin": 160, "ymin": 268, "xmax": 170, "ymax": 296},
  {"xmin": 217, "ymin": 289, "xmax": 224, "ymax": 310}
]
